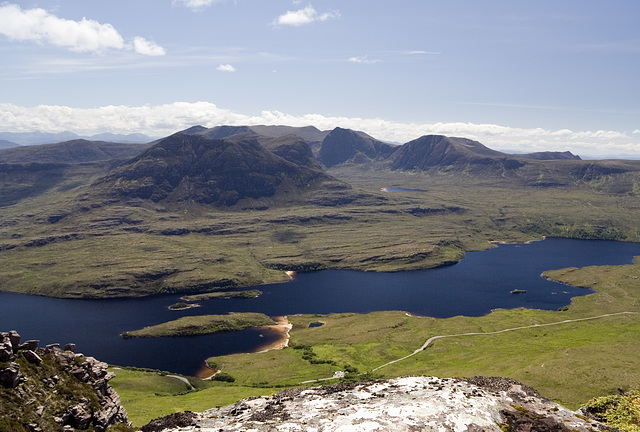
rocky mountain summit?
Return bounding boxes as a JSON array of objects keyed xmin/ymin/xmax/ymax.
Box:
[
  {"xmin": 144, "ymin": 376, "xmax": 611, "ymax": 432},
  {"xmin": 0, "ymin": 330, "xmax": 130, "ymax": 432},
  {"xmin": 90, "ymin": 131, "xmax": 345, "ymax": 207}
]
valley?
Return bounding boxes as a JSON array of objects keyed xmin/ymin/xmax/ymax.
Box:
[{"xmin": 2, "ymin": 125, "xmax": 640, "ymax": 428}]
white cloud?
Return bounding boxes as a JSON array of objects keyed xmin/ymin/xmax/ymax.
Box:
[
  {"xmin": 133, "ymin": 37, "xmax": 166, "ymax": 56},
  {"xmin": 348, "ymin": 56, "xmax": 380, "ymax": 64},
  {"xmin": 172, "ymin": 0, "xmax": 222, "ymax": 11},
  {"xmin": 0, "ymin": 3, "xmax": 165, "ymax": 56},
  {"xmin": 216, "ymin": 64, "xmax": 236, "ymax": 72},
  {"xmin": 273, "ymin": 5, "xmax": 340, "ymax": 27},
  {"xmin": 1, "ymin": 102, "xmax": 639, "ymax": 158}
]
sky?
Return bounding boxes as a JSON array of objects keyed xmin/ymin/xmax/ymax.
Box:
[{"xmin": 0, "ymin": 0, "xmax": 639, "ymax": 158}]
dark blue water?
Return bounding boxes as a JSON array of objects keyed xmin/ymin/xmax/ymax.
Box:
[{"xmin": 1, "ymin": 237, "xmax": 639, "ymax": 375}]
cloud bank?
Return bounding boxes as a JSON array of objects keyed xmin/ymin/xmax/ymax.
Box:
[
  {"xmin": 0, "ymin": 3, "xmax": 165, "ymax": 56},
  {"xmin": 0, "ymin": 102, "xmax": 638, "ymax": 158},
  {"xmin": 273, "ymin": 5, "xmax": 340, "ymax": 27}
]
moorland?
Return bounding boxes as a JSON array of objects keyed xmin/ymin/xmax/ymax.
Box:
[{"xmin": 1, "ymin": 125, "xmax": 640, "ymax": 426}]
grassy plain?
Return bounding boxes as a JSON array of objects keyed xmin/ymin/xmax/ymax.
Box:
[{"xmin": 108, "ymin": 367, "xmax": 271, "ymax": 426}]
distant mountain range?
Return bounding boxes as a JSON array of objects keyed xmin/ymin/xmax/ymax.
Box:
[
  {"xmin": 0, "ymin": 131, "xmax": 154, "ymax": 147},
  {"xmin": 3, "ymin": 124, "xmax": 640, "ymax": 211}
]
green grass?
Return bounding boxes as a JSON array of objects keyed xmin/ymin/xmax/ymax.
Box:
[
  {"xmin": 108, "ymin": 367, "xmax": 275, "ymax": 427},
  {"xmin": 121, "ymin": 313, "xmax": 275, "ymax": 338}
]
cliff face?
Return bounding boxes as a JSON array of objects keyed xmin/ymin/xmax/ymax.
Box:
[
  {"xmin": 145, "ymin": 376, "xmax": 611, "ymax": 432},
  {"xmin": 0, "ymin": 330, "xmax": 130, "ymax": 432}
]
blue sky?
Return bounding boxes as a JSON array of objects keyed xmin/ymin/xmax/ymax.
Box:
[{"xmin": 0, "ymin": 0, "xmax": 639, "ymax": 157}]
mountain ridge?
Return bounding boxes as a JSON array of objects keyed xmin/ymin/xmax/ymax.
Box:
[{"xmin": 90, "ymin": 132, "xmax": 345, "ymax": 208}]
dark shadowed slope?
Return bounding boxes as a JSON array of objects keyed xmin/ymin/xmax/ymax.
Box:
[
  {"xmin": 318, "ymin": 127, "xmax": 398, "ymax": 167},
  {"xmin": 389, "ymin": 135, "xmax": 522, "ymax": 172},
  {"xmin": 91, "ymin": 132, "xmax": 343, "ymax": 207}
]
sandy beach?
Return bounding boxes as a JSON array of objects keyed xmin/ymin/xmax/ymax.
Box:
[
  {"xmin": 254, "ymin": 315, "xmax": 293, "ymax": 352},
  {"xmin": 195, "ymin": 316, "xmax": 293, "ymax": 379}
]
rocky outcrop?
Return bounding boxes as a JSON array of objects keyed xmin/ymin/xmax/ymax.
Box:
[
  {"xmin": 148, "ymin": 376, "xmax": 612, "ymax": 432},
  {"xmin": 0, "ymin": 330, "xmax": 130, "ymax": 432}
]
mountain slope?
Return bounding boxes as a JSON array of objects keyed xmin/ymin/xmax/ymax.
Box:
[
  {"xmin": 318, "ymin": 127, "xmax": 397, "ymax": 167},
  {"xmin": 0, "ymin": 140, "xmax": 151, "ymax": 164},
  {"xmin": 389, "ymin": 135, "xmax": 523, "ymax": 172},
  {"xmin": 519, "ymin": 151, "xmax": 581, "ymax": 161},
  {"xmin": 92, "ymin": 132, "xmax": 341, "ymax": 207},
  {"xmin": 0, "ymin": 139, "xmax": 18, "ymax": 149}
]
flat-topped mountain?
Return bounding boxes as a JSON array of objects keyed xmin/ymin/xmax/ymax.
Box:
[
  {"xmin": 91, "ymin": 132, "xmax": 342, "ymax": 207},
  {"xmin": 183, "ymin": 125, "xmax": 329, "ymax": 143},
  {"xmin": 389, "ymin": 135, "xmax": 512, "ymax": 171},
  {"xmin": 519, "ymin": 150, "xmax": 581, "ymax": 161}
]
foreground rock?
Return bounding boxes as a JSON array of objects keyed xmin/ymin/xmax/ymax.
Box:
[
  {"xmin": 146, "ymin": 376, "xmax": 611, "ymax": 432},
  {"xmin": 0, "ymin": 330, "xmax": 130, "ymax": 432}
]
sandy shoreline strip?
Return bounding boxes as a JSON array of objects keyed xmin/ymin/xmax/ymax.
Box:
[
  {"xmin": 195, "ymin": 316, "xmax": 293, "ymax": 379},
  {"xmin": 254, "ymin": 315, "xmax": 293, "ymax": 352}
]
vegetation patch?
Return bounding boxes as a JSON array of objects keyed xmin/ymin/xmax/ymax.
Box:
[
  {"xmin": 121, "ymin": 313, "xmax": 275, "ymax": 338},
  {"xmin": 582, "ymin": 391, "xmax": 640, "ymax": 432},
  {"xmin": 180, "ymin": 289, "xmax": 262, "ymax": 301},
  {"xmin": 168, "ymin": 302, "xmax": 199, "ymax": 310}
]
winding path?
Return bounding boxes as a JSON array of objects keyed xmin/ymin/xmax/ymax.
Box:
[
  {"xmin": 371, "ymin": 311, "xmax": 636, "ymax": 372},
  {"xmin": 167, "ymin": 374, "xmax": 195, "ymax": 390}
]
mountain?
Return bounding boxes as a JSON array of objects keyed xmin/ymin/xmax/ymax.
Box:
[
  {"xmin": 0, "ymin": 139, "xmax": 151, "ymax": 164},
  {"xmin": 317, "ymin": 127, "xmax": 397, "ymax": 167},
  {"xmin": 183, "ymin": 125, "xmax": 329, "ymax": 143},
  {"xmin": 92, "ymin": 132, "xmax": 342, "ymax": 207},
  {"xmin": 388, "ymin": 135, "xmax": 524, "ymax": 172},
  {"xmin": 517, "ymin": 151, "xmax": 581, "ymax": 161},
  {"xmin": 0, "ymin": 139, "xmax": 18, "ymax": 149},
  {"xmin": 255, "ymin": 134, "xmax": 324, "ymax": 171},
  {"xmin": 0, "ymin": 131, "xmax": 153, "ymax": 146}
]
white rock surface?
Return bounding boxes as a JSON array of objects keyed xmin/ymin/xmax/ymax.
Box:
[{"xmin": 150, "ymin": 376, "xmax": 610, "ymax": 432}]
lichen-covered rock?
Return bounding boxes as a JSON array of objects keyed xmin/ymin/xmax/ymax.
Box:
[
  {"xmin": 150, "ymin": 376, "xmax": 613, "ymax": 432},
  {"xmin": 0, "ymin": 330, "xmax": 131, "ymax": 432}
]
